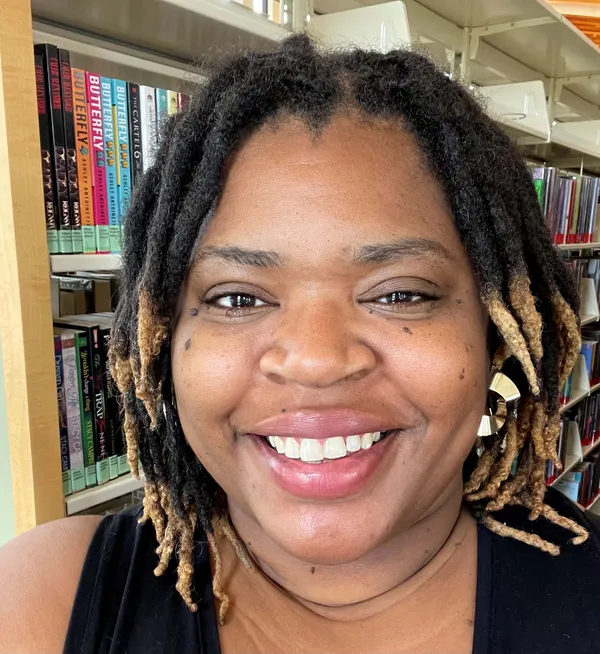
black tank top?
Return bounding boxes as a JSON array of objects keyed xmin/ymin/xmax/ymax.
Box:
[{"xmin": 64, "ymin": 488, "xmax": 600, "ymax": 654}]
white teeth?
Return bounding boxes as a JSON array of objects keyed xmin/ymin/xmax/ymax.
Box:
[
  {"xmin": 323, "ymin": 436, "xmax": 347, "ymax": 459},
  {"xmin": 270, "ymin": 431, "xmax": 387, "ymax": 461},
  {"xmin": 362, "ymin": 432, "xmax": 374, "ymax": 449},
  {"xmin": 300, "ymin": 439, "xmax": 323, "ymax": 462},
  {"xmin": 346, "ymin": 435, "xmax": 362, "ymax": 452},
  {"xmin": 284, "ymin": 438, "xmax": 300, "ymax": 459}
]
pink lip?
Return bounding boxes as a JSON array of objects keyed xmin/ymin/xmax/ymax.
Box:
[
  {"xmin": 251, "ymin": 409, "xmax": 395, "ymax": 439},
  {"xmin": 252, "ymin": 433, "xmax": 397, "ymax": 500}
]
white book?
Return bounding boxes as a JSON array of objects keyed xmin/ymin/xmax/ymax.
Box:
[
  {"xmin": 60, "ymin": 331, "xmax": 86, "ymax": 493},
  {"xmin": 140, "ymin": 85, "xmax": 157, "ymax": 171}
]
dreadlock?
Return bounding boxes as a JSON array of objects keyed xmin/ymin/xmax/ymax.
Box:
[{"xmin": 109, "ymin": 34, "xmax": 587, "ymax": 621}]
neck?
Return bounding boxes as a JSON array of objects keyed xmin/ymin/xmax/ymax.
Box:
[{"xmin": 228, "ymin": 478, "xmax": 472, "ymax": 621}]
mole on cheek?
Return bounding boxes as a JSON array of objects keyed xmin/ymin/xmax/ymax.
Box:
[
  {"xmin": 402, "ymin": 327, "xmax": 412, "ymax": 335},
  {"xmin": 459, "ymin": 367, "xmax": 465, "ymax": 380},
  {"xmin": 184, "ymin": 339, "xmax": 192, "ymax": 351},
  {"xmin": 190, "ymin": 308, "xmax": 199, "ymax": 316}
]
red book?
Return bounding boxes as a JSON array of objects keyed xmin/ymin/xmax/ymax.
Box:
[{"xmin": 85, "ymin": 72, "xmax": 109, "ymax": 254}]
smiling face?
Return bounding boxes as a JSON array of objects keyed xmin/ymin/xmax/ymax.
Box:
[{"xmin": 171, "ymin": 116, "xmax": 489, "ymax": 565}]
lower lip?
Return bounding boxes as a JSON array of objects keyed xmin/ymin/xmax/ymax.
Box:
[{"xmin": 252, "ymin": 434, "xmax": 397, "ymax": 500}]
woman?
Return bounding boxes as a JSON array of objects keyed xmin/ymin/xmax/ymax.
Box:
[{"xmin": 1, "ymin": 35, "xmax": 599, "ymax": 654}]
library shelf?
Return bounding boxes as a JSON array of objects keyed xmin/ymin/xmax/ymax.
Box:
[
  {"xmin": 551, "ymin": 453, "xmax": 582, "ymax": 487},
  {"xmin": 581, "ymin": 315, "xmax": 600, "ymax": 327},
  {"xmin": 65, "ymin": 474, "xmax": 144, "ymax": 516},
  {"xmin": 50, "ymin": 254, "xmax": 122, "ymax": 274},
  {"xmin": 560, "ymin": 388, "xmax": 589, "ymax": 414},
  {"xmin": 558, "ymin": 242, "xmax": 600, "ymax": 251}
]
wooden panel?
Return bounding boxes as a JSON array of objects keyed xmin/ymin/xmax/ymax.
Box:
[{"xmin": 0, "ymin": 0, "xmax": 64, "ymax": 532}]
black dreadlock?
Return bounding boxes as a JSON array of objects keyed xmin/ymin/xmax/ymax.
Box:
[{"xmin": 110, "ymin": 34, "xmax": 587, "ymax": 621}]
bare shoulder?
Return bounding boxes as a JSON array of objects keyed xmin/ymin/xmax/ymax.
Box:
[{"xmin": 0, "ymin": 515, "xmax": 102, "ymax": 654}]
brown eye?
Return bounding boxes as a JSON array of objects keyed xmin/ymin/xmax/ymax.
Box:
[{"xmin": 211, "ymin": 293, "xmax": 266, "ymax": 309}]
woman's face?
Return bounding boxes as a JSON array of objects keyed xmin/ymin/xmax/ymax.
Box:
[{"xmin": 172, "ymin": 116, "xmax": 489, "ymax": 564}]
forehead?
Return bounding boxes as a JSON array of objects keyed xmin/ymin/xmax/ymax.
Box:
[{"xmin": 201, "ymin": 116, "xmax": 462, "ymax": 256}]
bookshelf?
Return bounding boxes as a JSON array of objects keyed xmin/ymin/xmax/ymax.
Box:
[{"xmin": 8, "ymin": 0, "xmax": 600, "ymax": 536}]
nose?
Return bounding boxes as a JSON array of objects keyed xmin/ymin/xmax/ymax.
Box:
[{"xmin": 259, "ymin": 303, "xmax": 377, "ymax": 388}]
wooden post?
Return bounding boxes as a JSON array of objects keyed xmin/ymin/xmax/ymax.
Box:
[{"xmin": 0, "ymin": 0, "xmax": 64, "ymax": 532}]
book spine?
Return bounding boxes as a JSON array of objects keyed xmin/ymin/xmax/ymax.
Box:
[
  {"xmin": 113, "ymin": 80, "xmax": 131, "ymax": 246},
  {"xmin": 156, "ymin": 88, "xmax": 168, "ymax": 134},
  {"xmin": 34, "ymin": 53, "xmax": 59, "ymax": 255},
  {"xmin": 90, "ymin": 326, "xmax": 110, "ymax": 484},
  {"xmin": 61, "ymin": 332, "xmax": 86, "ymax": 493},
  {"xmin": 76, "ymin": 333, "xmax": 97, "ymax": 487},
  {"xmin": 58, "ymin": 50, "xmax": 83, "ymax": 254},
  {"xmin": 54, "ymin": 335, "xmax": 72, "ymax": 496},
  {"xmin": 127, "ymin": 82, "xmax": 143, "ymax": 187},
  {"xmin": 167, "ymin": 89, "xmax": 178, "ymax": 116},
  {"xmin": 99, "ymin": 328, "xmax": 119, "ymax": 478},
  {"xmin": 86, "ymin": 73, "xmax": 110, "ymax": 253},
  {"xmin": 41, "ymin": 44, "xmax": 72, "ymax": 254},
  {"xmin": 71, "ymin": 68, "xmax": 96, "ymax": 253},
  {"xmin": 101, "ymin": 77, "xmax": 120, "ymax": 254},
  {"xmin": 177, "ymin": 92, "xmax": 190, "ymax": 113},
  {"xmin": 140, "ymin": 85, "xmax": 157, "ymax": 171}
]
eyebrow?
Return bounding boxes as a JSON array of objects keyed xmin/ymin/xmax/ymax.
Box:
[
  {"xmin": 193, "ymin": 238, "xmax": 451, "ymax": 269},
  {"xmin": 194, "ymin": 245, "xmax": 283, "ymax": 268},
  {"xmin": 353, "ymin": 238, "xmax": 452, "ymax": 264}
]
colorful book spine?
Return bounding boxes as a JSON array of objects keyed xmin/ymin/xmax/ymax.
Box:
[
  {"xmin": 36, "ymin": 44, "xmax": 72, "ymax": 253},
  {"xmin": 178, "ymin": 92, "xmax": 190, "ymax": 113},
  {"xmin": 88, "ymin": 325, "xmax": 110, "ymax": 484},
  {"xmin": 127, "ymin": 82, "xmax": 143, "ymax": 186},
  {"xmin": 58, "ymin": 50, "xmax": 83, "ymax": 254},
  {"xmin": 86, "ymin": 73, "xmax": 110, "ymax": 254},
  {"xmin": 156, "ymin": 87, "xmax": 168, "ymax": 135},
  {"xmin": 100, "ymin": 328, "xmax": 124, "ymax": 477},
  {"xmin": 168, "ymin": 90, "xmax": 178, "ymax": 116},
  {"xmin": 71, "ymin": 68, "xmax": 96, "ymax": 253},
  {"xmin": 101, "ymin": 77, "xmax": 120, "ymax": 254},
  {"xmin": 140, "ymin": 85, "xmax": 157, "ymax": 171},
  {"xmin": 34, "ymin": 53, "xmax": 59, "ymax": 255},
  {"xmin": 61, "ymin": 332, "xmax": 86, "ymax": 493},
  {"xmin": 54, "ymin": 335, "xmax": 72, "ymax": 497},
  {"xmin": 76, "ymin": 332, "xmax": 97, "ymax": 487},
  {"xmin": 113, "ymin": 79, "xmax": 131, "ymax": 243}
]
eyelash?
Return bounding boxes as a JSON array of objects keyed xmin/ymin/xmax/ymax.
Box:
[{"xmin": 200, "ymin": 290, "xmax": 439, "ymax": 317}]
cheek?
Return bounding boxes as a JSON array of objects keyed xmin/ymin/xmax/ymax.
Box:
[{"xmin": 172, "ymin": 326, "xmax": 255, "ymax": 439}]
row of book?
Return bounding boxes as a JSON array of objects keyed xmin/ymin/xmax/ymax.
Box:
[
  {"xmin": 35, "ymin": 43, "xmax": 190, "ymax": 257},
  {"xmin": 54, "ymin": 313, "xmax": 125, "ymax": 496},
  {"xmin": 530, "ymin": 165, "xmax": 600, "ymax": 245},
  {"xmin": 560, "ymin": 323, "xmax": 600, "ymax": 404},
  {"xmin": 555, "ymin": 454, "xmax": 600, "ymax": 508}
]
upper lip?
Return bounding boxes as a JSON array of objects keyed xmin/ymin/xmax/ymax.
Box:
[{"xmin": 249, "ymin": 409, "xmax": 400, "ymax": 440}]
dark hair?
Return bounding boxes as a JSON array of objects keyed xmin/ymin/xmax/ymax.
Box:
[{"xmin": 110, "ymin": 34, "xmax": 588, "ymax": 621}]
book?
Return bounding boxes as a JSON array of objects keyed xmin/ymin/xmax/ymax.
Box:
[
  {"xmin": 86, "ymin": 73, "xmax": 110, "ymax": 254},
  {"xmin": 74, "ymin": 331, "xmax": 97, "ymax": 487},
  {"xmin": 35, "ymin": 44, "xmax": 72, "ymax": 254},
  {"xmin": 178, "ymin": 92, "xmax": 190, "ymax": 113},
  {"xmin": 71, "ymin": 68, "xmax": 96, "ymax": 253},
  {"xmin": 55, "ymin": 318, "xmax": 110, "ymax": 485},
  {"xmin": 53, "ymin": 335, "xmax": 72, "ymax": 496},
  {"xmin": 127, "ymin": 82, "xmax": 143, "ymax": 186},
  {"xmin": 56, "ymin": 329, "xmax": 86, "ymax": 493},
  {"xmin": 58, "ymin": 49, "xmax": 83, "ymax": 254},
  {"xmin": 34, "ymin": 52, "xmax": 59, "ymax": 255},
  {"xmin": 156, "ymin": 87, "xmax": 168, "ymax": 134},
  {"xmin": 168, "ymin": 90, "xmax": 178, "ymax": 116},
  {"xmin": 101, "ymin": 77, "xmax": 120, "ymax": 254},
  {"xmin": 140, "ymin": 85, "xmax": 157, "ymax": 171},
  {"xmin": 113, "ymin": 79, "xmax": 132, "ymax": 241}
]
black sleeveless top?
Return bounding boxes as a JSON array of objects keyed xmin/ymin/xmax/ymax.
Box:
[{"xmin": 64, "ymin": 488, "xmax": 600, "ymax": 654}]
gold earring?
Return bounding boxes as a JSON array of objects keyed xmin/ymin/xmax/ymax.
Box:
[{"xmin": 477, "ymin": 371, "xmax": 521, "ymax": 437}]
